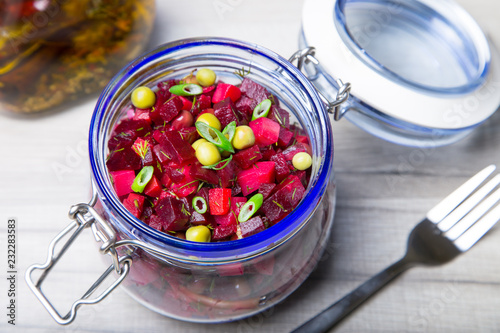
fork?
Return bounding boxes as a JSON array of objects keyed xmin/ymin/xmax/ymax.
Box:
[{"xmin": 292, "ymin": 164, "xmax": 500, "ymax": 333}]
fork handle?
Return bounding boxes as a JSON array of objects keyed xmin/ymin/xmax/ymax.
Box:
[{"xmin": 292, "ymin": 259, "xmax": 412, "ymax": 333}]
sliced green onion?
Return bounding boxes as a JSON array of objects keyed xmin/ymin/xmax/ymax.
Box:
[
  {"xmin": 195, "ymin": 121, "xmax": 234, "ymax": 153},
  {"xmin": 252, "ymin": 99, "xmax": 272, "ymax": 121},
  {"xmin": 202, "ymin": 154, "xmax": 233, "ymax": 170},
  {"xmin": 222, "ymin": 121, "xmax": 237, "ymax": 142},
  {"xmin": 238, "ymin": 193, "xmax": 264, "ymax": 223},
  {"xmin": 192, "ymin": 196, "xmax": 208, "ymax": 214},
  {"xmin": 131, "ymin": 166, "xmax": 154, "ymax": 193},
  {"xmin": 169, "ymin": 83, "xmax": 203, "ymax": 96}
]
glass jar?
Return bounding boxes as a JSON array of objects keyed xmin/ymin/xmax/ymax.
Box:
[
  {"xmin": 26, "ymin": 38, "xmax": 336, "ymax": 324},
  {"xmin": 0, "ymin": 0, "xmax": 155, "ymax": 114}
]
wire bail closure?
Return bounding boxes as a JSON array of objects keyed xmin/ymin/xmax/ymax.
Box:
[
  {"xmin": 25, "ymin": 185, "xmax": 132, "ymax": 325},
  {"xmin": 288, "ymin": 47, "xmax": 351, "ymax": 121}
]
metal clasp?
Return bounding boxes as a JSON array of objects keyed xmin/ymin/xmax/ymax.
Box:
[
  {"xmin": 25, "ymin": 191, "xmax": 131, "ymax": 325},
  {"xmin": 288, "ymin": 47, "xmax": 352, "ymax": 121}
]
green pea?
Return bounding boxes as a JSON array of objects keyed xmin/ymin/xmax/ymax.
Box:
[
  {"xmin": 197, "ymin": 113, "xmax": 221, "ymax": 132},
  {"xmin": 131, "ymin": 86, "xmax": 156, "ymax": 109},
  {"xmin": 196, "ymin": 68, "xmax": 217, "ymax": 87},
  {"xmin": 195, "ymin": 142, "xmax": 222, "ymax": 166},
  {"xmin": 232, "ymin": 125, "xmax": 255, "ymax": 150},
  {"xmin": 186, "ymin": 225, "xmax": 211, "ymax": 242},
  {"xmin": 192, "ymin": 138, "xmax": 208, "ymax": 151},
  {"xmin": 292, "ymin": 152, "xmax": 312, "ymax": 170}
]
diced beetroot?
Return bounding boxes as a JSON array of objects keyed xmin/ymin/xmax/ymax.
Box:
[
  {"xmin": 295, "ymin": 135, "xmax": 309, "ymax": 145},
  {"xmin": 213, "ymin": 97, "xmax": 248, "ymax": 128},
  {"xmin": 209, "ymin": 188, "xmax": 232, "ymax": 215},
  {"xmin": 133, "ymin": 108, "xmax": 152, "ymax": 124},
  {"xmin": 216, "ymin": 160, "xmax": 240, "ymax": 188},
  {"xmin": 213, "ymin": 196, "xmax": 246, "ymax": 227},
  {"xmin": 156, "ymin": 131, "xmax": 196, "ymax": 165},
  {"xmin": 212, "ymin": 224, "xmax": 236, "ymax": 241},
  {"xmin": 190, "ymin": 211, "xmax": 216, "ymax": 228},
  {"xmin": 107, "ymin": 130, "xmax": 135, "ymax": 151},
  {"xmin": 249, "ymin": 117, "xmax": 280, "ymax": 146},
  {"xmin": 212, "ymin": 83, "xmax": 241, "ymax": 104},
  {"xmin": 141, "ymin": 205, "xmax": 154, "ymax": 222},
  {"xmin": 233, "ymin": 145, "xmax": 262, "ymax": 170},
  {"xmin": 155, "ymin": 196, "xmax": 190, "ymax": 231},
  {"xmin": 113, "ymin": 119, "xmax": 152, "ymax": 141},
  {"xmin": 158, "ymin": 190, "xmax": 175, "ymax": 200},
  {"xmin": 290, "ymin": 124, "xmax": 307, "ymax": 136},
  {"xmin": 270, "ymin": 153, "xmax": 290, "ymax": 182},
  {"xmin": 157, "ymin": 80, "xmax": 178, "ymax": 93},
  {"xmin": 259, "ymin": 183, "xmax": 276, "ymax": 200},
  {"xmin": 127, "ymin": 108, "xmax": 135, "ymax": 118},
  {"xmin": 141, "ymin": 147, "xmax": 155, "ymax": 167},
  {"xmin": 170, "ymin": 164, "xmax": 199, "ymax": 198},
  {"xmin": 198, "ymin": 94, "xmax": 213, "ymax": 109},
  {"xmin": 292, "ymin": 170, "xmax": 308, "ymax": 187},
  {"xmin": 108, "ymin": 145, "xmax": 142, "ymax": 171},
  {"xmin": 231, "ymin": 196, "xmax": 247, "ymax": 217},
  {"xmin": 198, "ymin": 107, "xmax": 214, "ymax": 117},
  {"xmin": 178, "ymin": 126, "xmax": 198, "ymax": 144},
  {"xmin": 196, "ymin": 187, "xmax": 210, "ymax": 203},
  {"xmin": 190, "ymin": 162, "xmax": 219, "ymax": 185},
  {"xmin": 239, "ymin": 78, "xmax": 272, "ymax": 104},
  {"xmin": 231, "ymin": 183, "xmax": 242, "ymax": 196},
  {"xmin": 282, "ymin": 143, "xmax": 309, "ymax": 161},
  {"xmin": 150, "ymin": 95, "xmax": 183, "ymax": 125},
  {"xmin": 213, "ymin": 210, "xmax": 236, "ymax": 227},
  {"xmin": 160, "ymin": 172, "xmax": 172, "ymax": 188},
  {"xmin": 107, "ymin": 118, "xmax": 151, "ymax": 152},
  {"xmin": 179, "ymin": 96, "xmax": 193, "ymax": 110},
  {"xmin": 153, "ymin": 144, "xmax": 170, "ymax": 165},
  {"xmin": 269, "ymin": 105, "xmax": 290, "ymax": 128},
  {"xmin": 239, "ymin": 216, "xmax": 266, "ymax": 238},
  {"xmin": 277, "ymin": 127, "xmax": 294, "ymax": 148},
  {"xmin": 144, "ymin": 175, "xmax": 162, "ymax": 197},
  {"xmin": 202, "ymin": 85, "xmax": 215, "ymax": 96},
  {"xmin": 261, "ymin": 175, "xmax": 305, "ymax": 223},
  {"xmin": 148, "ymin": 215, "xmax": 163, "ymax": 231},
  {"xmin": 259, "ymin": 145, "xmax": 277, "ymax": 160},
  {"xmin": 132, "ymin": 137, "xmax": 153, "ymax": 162},
  {"xmin": 164, "ymin": 165, "xmax": 185, "ymax": 183},
  {"xmin": 235, "ymin": 95, "xmax": 257, "ymax": 117},
  {"xmin": 122, "ymin": 193, "xmax": 145, "ymax": 218},
  {"xmin": 237, "ymin": 161, "xmax": 276, "ymax": 196},
  {"xmin": 110, "ymin": 170, "xmax": 136, "ymax": 197}
]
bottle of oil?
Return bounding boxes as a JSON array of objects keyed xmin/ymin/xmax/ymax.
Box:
[{"xmin": 0, "ymin": 0, "xmax": 155, "ymax": 114}]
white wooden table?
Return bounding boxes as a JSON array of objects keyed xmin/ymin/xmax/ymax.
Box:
[{"xmin": 1, "ymin": 0, "xmax": 499, "ymax": 332}]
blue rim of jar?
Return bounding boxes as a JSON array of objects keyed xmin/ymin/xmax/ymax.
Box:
[
  {"xmin": 89, "ymin": 38, "xmax": 333, "ymax": 260},
  {"xmin": 333, "ymin": 0, "xmax": 491, "ymax": 95}
]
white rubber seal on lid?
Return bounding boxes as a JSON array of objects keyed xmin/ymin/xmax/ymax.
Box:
[{"xmin": 302, "ymin": 0, "xmax": 500, "ymax": 130}]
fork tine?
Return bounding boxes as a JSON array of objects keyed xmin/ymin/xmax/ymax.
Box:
[
  {"xmin": 426, "ymin": 165, "xmax": 496, "ymax": 223},
  {"xmin": 445, "ymin": 183, "xmax": 500, "ymax": 240},
  {"xmin": 453, "ymin": 201, "xmax": 500, "ymax": 252},
  {"xmin": 438, "ymin": 174, "xmax": 500, "ymax": 232}
]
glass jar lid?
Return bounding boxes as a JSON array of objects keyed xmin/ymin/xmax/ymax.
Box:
[{"xmin": 302, "ymin": 0, "xmax": 500, "ymax": 146}]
